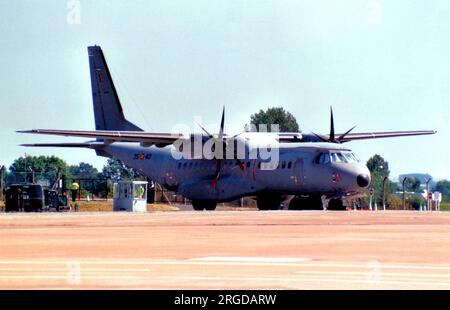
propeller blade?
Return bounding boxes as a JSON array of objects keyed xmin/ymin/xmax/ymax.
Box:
[
  {"xmin": 218, "ymin": 106, "xmax": 225, "ymax": 140},
  {"xmin": 337, "ymin": 125, "xmax": 357, "ymax": 142},
  {"xmin": 329, "ymin": 106, "xmax": 335, "ymax": 142},
  {"xmin": 212, "ymin": 159, "xmax": 222, "ymax": 189},
  {"xmin": 236, "ymin": 158, "xmax": 245, "ymax": 172},
  {"xmin": 311, "ymin": 131, "xmax": 328, "ymax": 142},
  {"xmin": 196, "ymin": 121, "xmax": 213, "ymax": 138}
]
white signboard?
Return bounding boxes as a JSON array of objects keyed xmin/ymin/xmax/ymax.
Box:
[{"xmin": 433, "ymin": 192, "xmax": 442, "ymax": 202}]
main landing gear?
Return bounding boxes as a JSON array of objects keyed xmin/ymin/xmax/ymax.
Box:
[
  {"xmin": 288, "ymin": 195, "xmax": 324, "ymax": 210},
  {"xmin": 256, "ymin": 195, "xmax": 282, "ymax": 211},
  {"xmin": 191, "ymin": 200, "xmax": 217, "ymax": 211},
  {"xmin": 288, "ymin": 196, "xmax": 346, "ymax": 211}
]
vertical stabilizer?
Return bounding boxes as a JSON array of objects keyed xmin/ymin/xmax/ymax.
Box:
[{"xmin": 88, "ymin": 46, "xmax": 142, "ymax": 131}]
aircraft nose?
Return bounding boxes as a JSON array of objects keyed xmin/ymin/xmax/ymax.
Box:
[{"xmin": 357, "ymin": 174, "xmax": 370, "ymax": 188}]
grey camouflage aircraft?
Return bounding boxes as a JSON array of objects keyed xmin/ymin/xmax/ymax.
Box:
[{"xmin": 19, "ymin": 46, "xmax": 436, "ymax": 211}]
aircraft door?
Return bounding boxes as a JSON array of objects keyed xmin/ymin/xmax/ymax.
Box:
[
  {"xmin": 164, "ymin": 161, "xmax": 179, "ymax": 187},
  {"xmin": 293, "ymin": 159, "xmax": 304, "ymax": 186},
  {"xmin": 164, "ymin": 170, "xmax": 178, "ymax": 187}
]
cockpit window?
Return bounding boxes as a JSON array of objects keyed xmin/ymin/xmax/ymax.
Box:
[
  {"xmin": 315, "ymin": 151, "xmax": 360, "ymax": 164},
  {"xmin": 331, "ymin": 153, "xmax": 341, "ymax": 162},
  {"xmin": 314, "ymin": 153, "xmax": 330, "ymax": 164},
  {"xmin": 342, "ymin": 152, "xmax": 359, "ymax": 163},
  {"xmin": 331, "ymin": 151, "xmax": 360, "ymax": 163}
]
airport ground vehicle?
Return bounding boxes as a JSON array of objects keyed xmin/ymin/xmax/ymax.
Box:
[
  {"xmin": 43, "ymin": 189, "xmax": 68, "ymax": 211},
  {"xmin": 5, "ymin": 184, "xmax": 44, "ymax": 212},
  {"xmin": 4, "ymin": 184, "xmax": 68, "ymax": 212}
]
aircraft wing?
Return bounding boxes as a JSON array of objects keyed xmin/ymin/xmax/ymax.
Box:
[
  {"xmin": 337, "ymin": 130, "xmax": 436, "ymax": 142},
  {"xmin": 17, "ymin": 129, "xmax": 184, "ymax": 145}
]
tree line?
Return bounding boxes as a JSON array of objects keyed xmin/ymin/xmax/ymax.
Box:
[{"xmin": 0, "ymin": 157, "xmax": 144, "ymax": 198}]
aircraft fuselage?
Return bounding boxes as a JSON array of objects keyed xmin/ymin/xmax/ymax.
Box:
[{"xmin": 101, "ymin": 141, "xmax": 371, "ymax": 202}]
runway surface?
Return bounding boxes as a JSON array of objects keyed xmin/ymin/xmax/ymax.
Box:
[{"xmin": 1, "ymin": 211, "xmax": 450, "ymax": 289}]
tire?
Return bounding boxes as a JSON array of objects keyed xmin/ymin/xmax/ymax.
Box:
[
  {"xmin": 288, "ymin": 196, "xmax": 323, "ymax": 210},
  {"xmin": 192, "ymin": 200, "xmax": 217, "ymax": 211},
  {"xmin": 257, "ymin": 196, "xmax": 281, "ymax": 211}
]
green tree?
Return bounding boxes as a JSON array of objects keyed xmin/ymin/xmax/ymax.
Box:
[
  {"xmin": 7, "ymin": 155, "xmax": 71, "ymax": 186},
  {"xmin": 100, "ymin": 159, "xmax": 143, "ymax": 182},
  {"xmin": 366, "ymin": 154, "xmax": 390, "ymax": 176},
  {"xmin": 70, "ymin": 162, "xmax": 104, "ymax": 197},
  {"xmin": 366, "ymin": 154, "xmax": 397, "ymax": 206},
  {"xmin": 248, "ymin": 107, "xmax": 299, "ymax": 132},
  {"xmin": 434, "ymin": 180, "xmax": 450, "ymax": 201},
  {"xmin": 70, "ymin": 162, "xmax": 99, "ymax": 179},
  {"xmin": 405, "ymin": 177, "xmax": 421, "ymax": 193}
]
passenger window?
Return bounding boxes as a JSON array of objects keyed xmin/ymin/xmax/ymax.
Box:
[
  {"xmin": 281, "ymin": 161, "xmax": 286, "ymax": 169},
  {"xmin": 178, "ymin": 162, "xmax": 181, "ymax": 169},
  {"xmin": 287, "ymin": 162, "xmax": 292, "ymax": 169}
]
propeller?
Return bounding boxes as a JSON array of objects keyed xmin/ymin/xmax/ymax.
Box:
[
  {"xmin": 197, "ymin": 107, "xmax": 245, "ymax": 189},
  {"xmin": 312, "ymin": 107, "xmax": 356, "ymax": 144}
]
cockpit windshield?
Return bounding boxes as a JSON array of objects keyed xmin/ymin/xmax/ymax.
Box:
[{"xmin": 314, "ymin": 151, "xmax": 360, "ymax": 164}]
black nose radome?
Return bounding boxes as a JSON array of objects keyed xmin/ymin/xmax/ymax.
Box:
[{"xmin": 357, "ymin": 174, "xmax": 370, "ymax": 188}]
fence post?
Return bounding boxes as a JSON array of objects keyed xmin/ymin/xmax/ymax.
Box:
[
  {"xmin": 402, "ymin": 177, "xmax": 408, "ymax": 210},
  {"xmin": 382, "ymin": 176, "xmax": 388, "ymax": 211},
  {"xmin": 0, "ymin": 165, "xmax": 5, "ymax": 201}
]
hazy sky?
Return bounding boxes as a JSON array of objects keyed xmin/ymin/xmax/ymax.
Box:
[{"xmin": 0, "ymin": 0, "xmax": 449, "ymax": 180}]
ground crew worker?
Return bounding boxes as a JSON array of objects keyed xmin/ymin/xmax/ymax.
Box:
[
  {"xmin": 134, "ymin": 185, "xmax": 145, "ymax": 199},
  {"xmin": 139, "ymin": 185, "xmax": 145, "ymax": 199},
  {"xmin": 71, "ymin": 180, "xmax": 79, "ymax": 202}
]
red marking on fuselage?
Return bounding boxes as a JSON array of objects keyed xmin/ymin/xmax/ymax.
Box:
[{"xmin": 252, "ymin": 159, "xmax": 256, "ymax": 180}]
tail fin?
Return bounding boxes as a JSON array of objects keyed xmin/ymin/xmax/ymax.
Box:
[{"xmin": 88, "ymin": 45, "xmax": 142, "ymax": 131}]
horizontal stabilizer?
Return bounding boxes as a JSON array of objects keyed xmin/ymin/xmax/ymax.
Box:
[
  {"xmin": 20, "ymin": 142, "xmax": 104, "ymax": 148},
  {"xmin": 18, "ymin": 129, "xmax": 183, "ymax": 145}
]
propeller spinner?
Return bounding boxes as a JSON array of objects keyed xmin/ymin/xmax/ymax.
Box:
[{"xmin": 197, "ymin": 107, "xmax": 245, "ymax": 189}]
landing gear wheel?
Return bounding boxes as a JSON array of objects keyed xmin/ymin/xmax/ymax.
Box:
[
  {"xmin": 288, "ymin": 196, "xmax": 323, "ymax": 210},
  {"xmin": 192, "ymin": 200, "xmax": 217, "ymax": 211},
  {"xmin": 327, "ymin": 199, "xmax": 346, "ymax": 211},
  {"xmin": 257, "ymin": 196, "xmax": 281, "ymax": 211}
]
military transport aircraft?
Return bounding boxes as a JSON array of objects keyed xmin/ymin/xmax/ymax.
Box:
[{"xmin": 18, "ymin": 46, "xmax": 436, "ymax": 211}]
